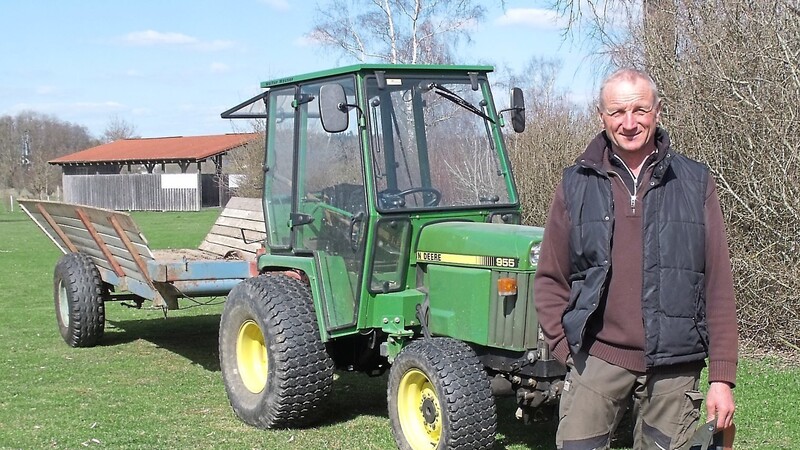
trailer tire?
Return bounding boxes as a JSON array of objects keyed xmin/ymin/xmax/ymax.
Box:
[
  {"xmin": 53, "ymin": 252, "xmax": 105, "ymax": 347},
  {"xmin": 219, "ymin": 274, "xmax": 334, "ymax": 429},
  {"xmin": 388, "ymin": 337, "xmax": 497, "ymax": 450}
]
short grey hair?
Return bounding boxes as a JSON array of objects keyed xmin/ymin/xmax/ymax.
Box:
[{"xmin": 597, "ymin": 68, "xmax": 661, "ymax": 110}]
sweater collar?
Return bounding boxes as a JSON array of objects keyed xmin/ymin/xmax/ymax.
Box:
[{"xmin": 577, "ymin": 127, "xmax": 673, "ymax": 178}]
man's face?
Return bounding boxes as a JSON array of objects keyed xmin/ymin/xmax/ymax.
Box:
[{"xmin": 598, "ymin": 77, "xmax": 661, "ymax": 156}]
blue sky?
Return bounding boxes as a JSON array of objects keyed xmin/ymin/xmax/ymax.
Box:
[{"xmin": 0, "ymin": 0, "xmax": 598, "ymax": 139}]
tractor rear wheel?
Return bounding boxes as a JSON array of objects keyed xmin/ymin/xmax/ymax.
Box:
[
  {"xmin": 53, "ymin": 252, "xmax": 106, "ymax": 347},
  {"xmin": 219, "ymin": 274, "xmax": 334, "ymax": 428},
  {"xmin": 388, "ymin": 337, "xmax": 497, "ymax": 450}
]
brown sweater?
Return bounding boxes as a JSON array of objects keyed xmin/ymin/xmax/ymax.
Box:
[{"xmin": 534, "ymin": 135, "xmax": 739, "ymax": 386}]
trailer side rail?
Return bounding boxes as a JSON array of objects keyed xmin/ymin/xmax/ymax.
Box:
[{"xmin": 18, "ymin": 199, "xmax": 160, "ymax": 302}]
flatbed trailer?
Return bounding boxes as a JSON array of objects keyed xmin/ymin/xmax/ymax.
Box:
[{"xmin": 19, "ymin": 198, "xmax": 264, "ymax": 319}]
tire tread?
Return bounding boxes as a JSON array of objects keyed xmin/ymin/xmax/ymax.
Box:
[
  {"xmin": 389, "ymin": 337, "xmax": 497, "ymax": 450},
  {"xmin": 220, "ymin": 274, "xmax": 334, "ymax": 429},
  {"xmin": 54, "ymin": 253, "xmax": 105, "ymax": 347}
]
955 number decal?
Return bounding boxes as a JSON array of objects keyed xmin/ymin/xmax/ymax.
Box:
[{"xmin": 416, "ymin": 252, "xmax": 519, "ymax": 269}]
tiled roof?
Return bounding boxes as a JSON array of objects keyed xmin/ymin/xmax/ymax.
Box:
[{"xmin": 49, "ymin": 133, "xmax": 260, "ymax": 165}]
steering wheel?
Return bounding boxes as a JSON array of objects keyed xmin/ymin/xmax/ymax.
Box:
[{"xmin": 378, "ymin": 187, "xmax": 442, "ymax": 209}]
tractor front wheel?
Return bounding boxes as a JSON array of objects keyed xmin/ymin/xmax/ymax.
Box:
[
  {"xmin": 388, "ymin": 338, "xmax": 497, "ymax": 450},
  {"xmin": 53, "ymin": 252, "xmax": 106, "ymax": 347},
  {"xmin": 219, "ymin": 274, "xmax": 334, "ymax": 428}
]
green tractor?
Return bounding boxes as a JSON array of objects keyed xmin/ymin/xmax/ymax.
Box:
[{"xmin": 220, "ymin": 64, "xmax": 565, "ymax": 449}]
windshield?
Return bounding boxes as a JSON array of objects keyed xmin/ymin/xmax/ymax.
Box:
[{"xmin": 366, "ymin": 75, "xmax": 514, "ymax": 211}]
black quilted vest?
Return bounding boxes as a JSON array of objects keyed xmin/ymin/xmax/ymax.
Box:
[{"xmin": 561, "ymin": 143, "xmax": 710, "ymax": 368}]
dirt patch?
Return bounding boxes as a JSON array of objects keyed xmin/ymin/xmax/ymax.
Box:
[{"xmin": 151, "ymin": 248, "xmax": 226, "ymax": 262}]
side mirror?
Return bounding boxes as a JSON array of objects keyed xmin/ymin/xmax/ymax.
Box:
[
  {"xmin": 319, "ymin": 84, "xmax": 349, "ymax": 133},
  {"xmin": 510, "ymin": 87, "xmax": 525, "ymax": 133}
]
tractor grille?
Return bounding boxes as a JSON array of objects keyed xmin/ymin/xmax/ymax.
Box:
[{"xmin": 487, "ymin": 271, "xmax": 539, "ymax": 351}]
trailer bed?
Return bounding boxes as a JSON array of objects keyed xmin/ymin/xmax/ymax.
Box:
[{"xmin": 19, "ymin": 197, "xmax": 265, "ymax": 309}]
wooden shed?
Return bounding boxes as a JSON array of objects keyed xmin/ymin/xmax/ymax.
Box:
[{"xmin": 49, "ymin": 133, "xmax": 260, "ymax": 211}]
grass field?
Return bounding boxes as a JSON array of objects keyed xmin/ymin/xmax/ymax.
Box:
[{"xmin": 0, "ymin": 205, "xmax": 797, "ymax": 449}]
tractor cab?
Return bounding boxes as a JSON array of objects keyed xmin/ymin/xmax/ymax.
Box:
[{"xmin": 223, "ymin": 64, "xmax": 529, "ymax": 337}]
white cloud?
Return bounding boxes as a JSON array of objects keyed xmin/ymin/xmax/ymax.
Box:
[
  {"xmin": 294, "ymin": 34, "xmax": 319, "ymax": 47},
  {"xmin": 210, "ymin": 62, "xmax": 230, "ymax": 74},
  {"xmin": 72, "ymin": 101, "xmax": 126, "ymax": 113},
  {"xmin": 123, "ymin": 30, "xmax": 198, "ymax": 46},
  {"xmin": 119, "ymin": 30, "xmax": 234, "ymax": 51},
  {"xmin": 35, "ymin": 85, "xmax": 58, "ymax": 95},
  {"xmin": 260, "ymin": 0, "xmax": 290, "ymax": 11},
  {"xmin": 123, "ymin": 69, "xmax": 146, "ymax": 78},
  {"xmin": 495, "ymin": 8, "xmax": 567, "ymax": 30}
]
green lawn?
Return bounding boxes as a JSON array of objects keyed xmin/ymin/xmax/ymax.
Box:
[{"xmin": 0, "ymin": 206, "xmax": 797, "ymax": 449}]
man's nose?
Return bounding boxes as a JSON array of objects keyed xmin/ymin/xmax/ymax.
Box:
[{"xmin": 622, "ymin": 111, "xmax": 637, "ymax": 129}]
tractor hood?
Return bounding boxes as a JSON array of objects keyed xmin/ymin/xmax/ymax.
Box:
[{"xmin": 415, "ymin": 222, "xmax": 544, "ymax": 271}]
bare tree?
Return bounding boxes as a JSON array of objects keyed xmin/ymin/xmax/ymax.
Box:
[
  {"xmin": 0, "ymin": 116, "xmax": 19, "ymax": 189},
  {"xmin": 502, "ymin": 57, "xmax": 596, "ymax": 226},
  {"xmin": 308, "ymin": 0, "xmax": 486, "ymax": 64},
  {"xmin": 225, "ymin": 121, "xmax": 266, "ymax": 197},
  {"xmin": 0, "ymin": 111, "xmax": 97, "ymax": 196},
  {"xmin": 102, "ymin": 115, "xmax": 138, "ymax": 143}
]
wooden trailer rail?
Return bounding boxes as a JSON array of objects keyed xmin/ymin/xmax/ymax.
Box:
[
  {"xmin": 19, "ymin": 197, "xmax": 266, "ymax": 310},
  {"xmin": 18, "ymin": 198, "xmax": 160, "ymax": 303}
]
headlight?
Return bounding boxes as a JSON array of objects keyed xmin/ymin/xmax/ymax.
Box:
[{"xmin": 529, "ymin": 243, "xmax": 541, "ymax": 266}]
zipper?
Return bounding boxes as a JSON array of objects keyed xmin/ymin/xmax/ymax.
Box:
[
  {"xmin": 610, "ymin": 154, "xmax": 658, "ymax": 215},
  {"xmin": 610, "ymin": 154, "xmax": 638, "ymax": 213},
  {"xmin": 607, "ymin": 171, "xmax": 637, "ymax": 215}
]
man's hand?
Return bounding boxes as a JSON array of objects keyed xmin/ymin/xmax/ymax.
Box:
[{"xmin": 706, "ymin": 381, "xmax": 735, "ymax": 429}]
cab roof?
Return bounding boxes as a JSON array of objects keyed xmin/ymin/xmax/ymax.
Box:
[{"xmin": 260, "ymin": 64, "xmax": 495, "ymax": 88}]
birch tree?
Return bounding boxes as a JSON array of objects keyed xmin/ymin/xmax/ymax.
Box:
[{"xmin": 308, "ymin": 0, "xmax": 486, "ymax": 64}]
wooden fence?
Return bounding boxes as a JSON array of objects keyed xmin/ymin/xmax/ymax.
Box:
[{"xmin": 63, "ymin": 173, "xmax": 203, "ymax": 211}]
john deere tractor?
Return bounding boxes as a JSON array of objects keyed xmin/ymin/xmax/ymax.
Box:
[{"xmin": 220, "ymin": 64, "xmax": 565, "ymax": 450}]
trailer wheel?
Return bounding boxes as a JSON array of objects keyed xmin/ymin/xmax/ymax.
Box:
[
  {"xmin": 219, "ymin": 274, "xmax": 334, "ymax": 428},
  {"xmin": 388, "ymin": 338, "xmax": 497, "ymax": 450},
  {"xmin": 53, "ymin": 252, "xmax": 105, "ymax": 347}
]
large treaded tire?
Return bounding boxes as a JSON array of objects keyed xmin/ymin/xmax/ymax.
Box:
[
  {"xmin": 388, "ymin": 337, "xmax": 497, "ymax": 450},
  {"xmin": 219, "ymin": 274, "xmax": 334, "ymax": 429},
  {"xmin": 53, "ymin": 252, "xmax": 105, "ymax": 347}
]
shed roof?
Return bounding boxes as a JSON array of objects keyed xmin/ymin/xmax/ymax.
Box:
[{"xmin": 49, "ymin": 133, "xmax": 260, "ymax": 166}]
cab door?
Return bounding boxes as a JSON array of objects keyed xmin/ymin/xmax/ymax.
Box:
[
  {"xmin": 223, "ymin": 77, "xmax": 367, "ymax": 331},
  {"xmin": 293, "ymin": 77, "xmax": 367, "ymax": 330}
]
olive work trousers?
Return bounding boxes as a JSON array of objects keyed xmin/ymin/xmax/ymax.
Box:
[{"xmin": 557, "ymin": 353, "xmax": 703, "ymax": 450}]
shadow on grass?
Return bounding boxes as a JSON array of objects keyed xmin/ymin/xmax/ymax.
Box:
[
  {"xmin": 319, "ymin": 371, "xmax": 391, "ymax": 425},
  {"xmin": 103, "ymin": 314, "xmax": 561, "ymax": 448},
  {"xmin": 105, "ymin": 313, "xmax": 222, "ymax": 372}
]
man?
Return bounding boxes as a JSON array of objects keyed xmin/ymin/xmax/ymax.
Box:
[{"xmin": 534, "ymin": 68, "xmax": 737, "ymax": 450}]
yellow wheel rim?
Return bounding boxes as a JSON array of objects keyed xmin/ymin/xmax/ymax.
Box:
[
  {"xmin": 397, "ymin": 368, "xmax": 441, "ymax": 449},
  {"xmin": 236, "ymin": 319, "xmax": 267, "ymax": 394}
]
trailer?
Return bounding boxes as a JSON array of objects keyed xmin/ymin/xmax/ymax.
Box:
[{"xmin": 18, "ymin": 197, "xmax": 264, "ymax": 347}]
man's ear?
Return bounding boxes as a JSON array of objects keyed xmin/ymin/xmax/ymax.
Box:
[{"xmin": 595, "ymin": 105, "xmax": 605, "ymax": 129}]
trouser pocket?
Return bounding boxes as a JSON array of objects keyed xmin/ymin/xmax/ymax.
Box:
[{"xmin": 670, "ymin": 390, "xmax": 704, "ymax": 450}]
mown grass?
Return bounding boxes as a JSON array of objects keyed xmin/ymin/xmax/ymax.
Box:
[{"xmin": 0, "ymin": 206, "xmax": 797, "ymax": 449}]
